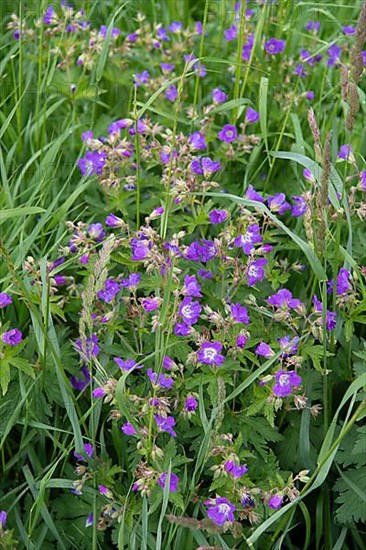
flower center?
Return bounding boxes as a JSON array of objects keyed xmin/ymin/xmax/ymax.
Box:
[
  {"xmin": 279, "ymin": 374, "xmax": 289, "ymax": 386},
  {"xmin": 203, "ymin": 347, "xmax": 217, "ymax": 360}
]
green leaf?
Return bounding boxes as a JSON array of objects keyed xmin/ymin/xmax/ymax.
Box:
[
  {"xmin": 0, "ymin": 207, "xmax": 45, "ymax": 224},
  {"xmin": 0, "ymin": 361, "xmax": 10, "ymax": 396},
  {"xmin": 334, "ymin": 467, "xmax": 366, "ymax": 524},
  {"xmin": 8, "ymin": 357, "xmax": 35, "ymax": 378}
]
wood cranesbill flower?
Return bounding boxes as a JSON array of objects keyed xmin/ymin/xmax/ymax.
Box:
[
  {"xmin": 212, "ymin": 88, "xmax": 228, "ymax": 104},
  {"xmin": 224, "ymin": 460, "xmax": 248, "ymax": 479},
  {"xmin": 268, "ymin": 493, "xmax": 283, "ymax": 509},
  {"xmin": 184, "ymin": 395, "xmax": 198, "ymax": 412},
  {"xmin": 204, "ymin": 496, "xmax": 236, "ymax": 526},
  {"xmin": 2, "ymin": 328, "xmax": 23, "ymax": 346},
  {"xmin": 327, "ymin": 268, "xmax": 351, "ymax": 295},
  {"xmin": 267, "ymin": 289, "xmax": 303, "ymax": 310},
  {"xmin": 218, "ymin": 124, "xmax": 237, "ymax": 143},
  {"xmin": 78, "ymin": 151, "xmax": 106, "ymax": 176},
  {"xmin": 73, "ymin": 443, "xmax": 94, "ymax": 461},
  {"xmin": 246, "ymin": 258, "xmax": 267, "ymax": 287},
  {"xmin": 121, "ymin": 422, "xmax": 137, "ymax": 436},
  {"xmin": 186, "ymin": 240, "xmax": 217, "ymax": 262},
  {"xmin": 209, "ymin": 209, "xmax": 228, "ymax": 224},
  {"xmin": 179, "ymin": 297, "xmax": 202, "ymax": 325},
  {"xmin": 154, "ymin": 414, "xmax": 177, "ymax": 437},
  {"xmin": 147, "ymin": 369, "xmax": 174, "ymax": 389},
  {"xmin": 158, "ymin": 472, "xmax": 179, "ymax": 492},
  {"xmin": 114, "ymin": 358, "xmax": 143, "ymax": 371},
  {"xmin": 265, "ymin": 38, "xmax": 286, "ymax": 54},
  {"xmin": 245, "ymin": 107, "xmax": 260, "ymax": 123},
  {"xmin": 188, "ymin": 132, "xmax": 207, "ymax": 150},
  {"xmin": 273, "ymin": 370, "xmax": 302, "ymax": 397},
  {"xmin": 0, "ymin": 293, "xmax": 12, "ymax": 308},
  {"xmin": 0, "ymin": 511, "xmax": 7, "ymax": 529},
  {"xmin": 234, "ymin": 224, "xmax": 262, "ymax": 254},
  {"xmin": 230, "ymin": 303, "xmax": 250, "ymax": 324},
  {"xmin": 183, "ymin": 275, "xmax": 202, "ymax": 297},
  {"xmin": 198, "ymin": 341, "xmax": 225, "ymax": 367},
  {"xmin": 255, "ymin": 342, "xmax": 274, "ymax": 358},
  {"xmin": 97, "ymin": 278, "xmax": 120, "ymax": 302}
]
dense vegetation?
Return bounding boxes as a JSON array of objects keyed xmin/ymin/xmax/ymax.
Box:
[{"xmin": 0, "ymin": 1, "xmax": 365, "ymax": 549}]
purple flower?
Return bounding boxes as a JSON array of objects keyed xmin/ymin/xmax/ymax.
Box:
[
  {"xmin": 291, "ymin": 195, "xmax": 307, "ymax": 217},
  {"xmin": 306, "ymin": 21, "xmax": 320, "ymax": 33},
  {"xmin": 267, "ymin": 289, "xmax": 302, "ymax": 310},
  {"xmin": 224, "ymin": 24, "xmax": 237, "ymax": 41},
  {"xmin": 99, "ymin": 484, "xmax": 112, "ymax": 498},
  {"xmin": 97, "ymin": 278, "xmax": 120, "ymax": 303},
  {"xmin": 306, "ymin": 90, "xmax": 314, "ymax": 100},
  {"xmin": 278, "ymin": 336, "xmax": 299, "ymax": 356},
  {"xmin": 209, "ymin": 209, "xmax": 228, "ymax": 224},
  {"xmin": 198, "ymin": 341, "xmax": 225, "ymax": 367},
  {"xmin": 70, "ymin": 366, "xmax": 91, "ymax": 391},
  {"xmin": 158, "ymin": 471, "xmax": 179, "ymax": 492},
  {"xmin": 267, "ymin": 193, "xmax": 291, "ymax": 214},
  {"xmin": 359, "ymin": 171, "xmax": 366, "ymax": 191},
  {"xmin": 0, "ymin": 293, "xmax": 12, "ymax": 308},
  {"xmin": 195, "ymin": 21, "xmax": 203, "ymax": 35},
  {"xmin": 303, "ymin": 168, "xmax": 316, "ymax": 183},
  {"xmin": 241, "ymin": 493, "xmax": 255, "ymax": 508},
  {"xmin": 169, "ymin": 21, "xmax": 183, "ymax": 33},
  {"xmin": 78, "ymin": 151, "xmax": 106, "ymax": 176},
  {"xmin": 342, "ymin": 26, "xmax": 356, "ymax": 35},
  {"xmin": 105, "ymin": 213, "xmax": 124, "ymax": 227},
  {"xmin": 179, "ymin": 297, "xmax": 201, "ymax": 325},
  {"xmin": 212, "ymin": 88, "xmax": 228, "ymax": 104},
  {"xmin": 73, "ymin": 443, "xmax": 94, "ymax": 461},
  {"xmin": 337, "ymin": 144, "xmax": 353, "ymax": 161},
  {"xmin": 189, "ymin": 132, "xmax": 207, "ymax": 150},
  {"xmin": 245, "ymin": 107, "xmax": 260, "ymax": 123},
  {"xmin": 161, "ymin": 63, "xmax": 175, "ymax": 73},
  {"xmin": 183, "ymin": 275, "xmax": 202, "ymax": 297},
  {"xmin": 2, "ymin": 328, "xmax": 22, "ymax": 346},
  {"xmin": 268, "ymin": 494, "xmax": 283, "ymax": 509},
  {"xmin": 44, "ymin": 6, "xmax": 56, "ymax": 25},
  {"xmin": 327, "ymin": 268, "xmax": 351, "ymax": 295},
  {"xmin": 82, "ymin": 131, "xmax": 94, "ymax": 142},
  {"xmin": 327, "ymin": 44, "xmax": 341, "ymax": 66},
  {"xmin": 245, "ymin": 184, "xmax": 265, "ymax": 203},
  {"xmin": 120, "ymin": 273, "xmax": 141, "ymax": 290},
  {"xmin": 163, "ymin": 356, "xmax": 174, "ymax": 370},
  {"xmin": 174, "ymin": 322, "xmax": 192, "ymax": 336},
  {"xmin": 92, "ymin": 387, "xmax": 106, "ymax": 398},
  {"xmin": 131, "ymin": 238, "xmax": 150, "ymax": 261},
  {"xmin": 265, "ymin": 38, "xmax": 286, "ymax": 55},
  {"xmin": 121, "ymin": 422, "xmax": 137, "ymax": 436},
  {"xmin": 134, "ymin": 70, "xmax": 150, "ymax": 87},
  {"xmin": 186, "ymin": 240, "xmax": 217, "ymax": 263},
  {"xmin": 255, "ymin": 342, "xmax": 274, "ymax": 358},
  {"xmin": 185, "ymin": 395, "xmax": 198, "ymax": 412},
  {"xmin": 141, "ymin": 297, "xmax": 160, "ymax": 311},
  {"xmin": 204, "ymin": 497, "xmax": 236, "ymax": 526},
  {"xmin": 147, "ymin": 369, "xmax": 174, "ymax": 389},
  {"xmin": 0, "ymin": 511, "xmax": 7, "ymax": 529},
  {"xmin": 242, "ymin": 34, "xmax": 254, "ymax": 61},
  {"xmin": 234, "ymin": 224, "xmax": 262, "ymax": 255},
  {"xmin": 75, "ymin": 334, "xmax": 99, "ymax": 361},
  {"xmin": 198, "ymin": 269, "xmax": 213, "ymax": 279},
  {"xmin": 114, "ymin": 358, "xmax": 142, "ymax": 371},
  {"xmin": 246, "ymin": 258, "xmax": 267, "ymax": 286},
  {"xmin": 218, "ymin": 124, "xmax": 237, "ymax": 143},
  {"xmin": 230, "ymin": 303, "xmax": 250, "ymax": 324},
  {"xmin": 165, "ymin": 85, "xmax": 178, "ymax": 102},
  {"xmin": 224, "ymin": 460, "xmax": 248, "ymax": 478},
  {"xmin": 85, "ymin": 513, "xmax": 94, "ymax": 527},
  {"xmin": 313, "ymin": 295, "xmax": 337, "ymax": 330},
  {"xmin": 155, "ymin": 414, "xmax": 177, "ymax": 437},
  {"xmin": 88, "ymin": 223, "xmax": 105, "ymax": 240},
  {"xmin": 157, "ymin": 26, "xmax": 170, "ymax": 41},
  {"xmin": 236, "ymin": 333, "xmax": 247, "ymax": 348},
  {"xmin": 191, "ymin": 157, "xmax": 221, "ymax": 177}
]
